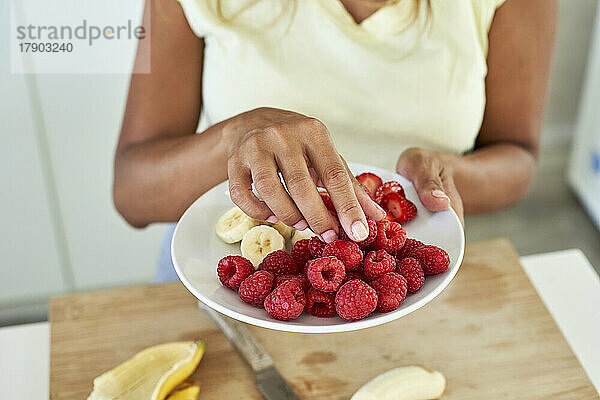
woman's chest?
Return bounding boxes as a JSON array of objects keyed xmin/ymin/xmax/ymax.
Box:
[{"xmin": 200, "ymin": 1, "xmax": 489, "ymax": 154}]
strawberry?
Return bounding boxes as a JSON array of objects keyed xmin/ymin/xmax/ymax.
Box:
[
  {"xmin": 374, "ymin": 181, "xmax": 405, "ymax": 203},
  {"xmin": 382, "ymin": 211, "xmax": 396, "ymax": 222},
  {"xmin": 360, "ymin": 183, "xmax": 376, "ymax": 201},
  {"xmin": 356, "ymin": 173, "xmax": 383, "ymax": 196},
  {"xmin": 380, "ymin": 192, "xmax": 417, "ymax": 224}
]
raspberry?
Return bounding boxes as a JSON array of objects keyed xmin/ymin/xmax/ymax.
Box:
[
  {"xmin": 375, "ymin": 220, "xmax": 407, "ymax": 253},
  {"xmin": 335, "ymin": 280, "xmax": 378, "ymax": 321},
  {"xmin": 361, "ymin": 242, "xmax": 378, "ymax": 254},
  {"xmin": 363, "ymin": 249, "xmax": 397, "ymax": 281},
  {"xmin": 258, "ymin": 250, "xmax": 298, "ymax": 276},
  {"xmin": 370, "ymin": 272, "xmax": 407, "ymax": 312},
  {"xmin": 338, "ymin": 217, "xmax": 378, "ymax": 249},
  {"xmin": 374, "ymin": 181, "xmax": 406, "ymax": 203},
  {"xmin": 264, "ymin": 280, "xmax": 306, "ymax": 320},
  {"xmin": 381, "ymin": 193, "xmax": 417, "ymax": 224},
  {"xmin": 275, "ymin": 274, "xmax": 310, "ymax": 292},
  {"xmin": 238, "ymin": 271, "xmax": 274, "ymax": 307},
  {"xmin": 358, "ymin": 217, "xmax": 378, "ymax": 248},
  {"xmin": 300, "ymin": 261, "xmax": 310, "ymax": 275},
  {"xmin": 337, "ymin": 227, "xmax": 349, "ymax": 242},
  {"xmin": 322, "ymin": 240, "xmax": 363, "ymax": 270},
  {"xmin": 305, "ymin": 288, "xmax": 336, "ymax": 318},
  {"xmin": 291, "ymin": 239, "xmax": 312, "ymax": 269},
  {"xmin": 397, "ymin": 257, "xmax": 425, "ymax": 293},
  {"xmin": 306, "ymin": 256, "xmax": 346, "ymax": 292},
  {"xmin": 342, "ymin": 270, "xmax": 367, "ymax": 284},
  {"xmin": 411, "ymin": 245, "xmax": 450, "ymax": 275},
  {"xmin": 217, "ymin": 255, "xmax": 255, "ymax": 290},
  {"xmin": 396, "ymin": 238, "xmax": 424, "ymax": 260},
  {"xmin": 308, "ymin": 236, "xmax": 326, "ymax": 258}
]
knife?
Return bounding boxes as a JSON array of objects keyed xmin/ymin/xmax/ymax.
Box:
[{"xmin": 198, "ymin": 302, "xmax": 302, "ymax": 400}]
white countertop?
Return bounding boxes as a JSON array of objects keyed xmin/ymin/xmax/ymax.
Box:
[
  {"xmin": 0, "ymin": 322, "xmax": 49, "ymax": 399},
  {"xmin": 520, "ymin": 249, "xmax": 600, "ymax": 393},
  {"xmin": 1, "ymin": 250, "xmax": 599, "ymax": 399}
]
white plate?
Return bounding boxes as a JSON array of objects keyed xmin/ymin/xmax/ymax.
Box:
[{"xmin": 172, "ymin": 162, "xmax": 464, "ymax": 333}]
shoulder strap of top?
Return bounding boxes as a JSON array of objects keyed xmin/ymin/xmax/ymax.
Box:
[{"xmin": 471, "ymin": 0, "xmax": 507, "ymax": 56}]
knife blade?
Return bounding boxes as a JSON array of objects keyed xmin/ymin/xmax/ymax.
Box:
[{"xmin": 198, "ymin": 302, "xmax": 302, "ymax": 400}]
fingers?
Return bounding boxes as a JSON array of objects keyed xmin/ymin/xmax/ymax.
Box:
[
  {"xmin": 228, "ymin": 112, "xmax": 391, "ymax": 240},
  {"xmin": 277, "ymin": 156, "xmax": 339, "ymax": 242},
  {"xmin": 441, "ymin": 173, "xmax": 464, "ymax": 226},
  {"xmin": 340, "ymin": 157, "xmax": 387, "ymax": 222},
  {"xmin": 396, "ymin": 148, "xmax": 464, "ymax": 224},
  {"xmin": 227, "ymin": 161, "xmax": 273, "ymax": 221},
  {"xmin": 250, "ymin": 160, "xmax": 307, "ymax": 228},
  {"xmin": 307, "ymin": 166, "xmax": 324, "ymax": 188},
  {"xmin": 306, "ymin": 142, "xmax": 369, "ymax": 242}
]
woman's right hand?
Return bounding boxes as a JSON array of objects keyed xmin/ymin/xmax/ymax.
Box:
[{"xmin": 223, "ymin": 107, "xmax": 386, "ymax": 243}]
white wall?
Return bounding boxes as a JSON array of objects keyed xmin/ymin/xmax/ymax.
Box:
[
  {"xmin": 0, "ymin": 0, "xmax": 598, "ymax": 324},
  {"xmin": 546, "ymin": 0, "xmax": 599, "ymax": 128},
  {"xmin": 0, "ymin": 37, "xmax": 67, "ymax": 304},
  {"xmin": 569, "ymin": 3, "xmax": 600, "ymax": 230},
  {"xmin": 1, "ymin": 0, "xmax": 164, "ymax": 325}
]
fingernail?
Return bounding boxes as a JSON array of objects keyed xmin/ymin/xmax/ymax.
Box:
[
  {"xmin": 266, "ymin": 215, "xmax": 279, "ymax": 223},
  {"xmin": 321, "ymin": 229, "xmax": 337, "ymax": 243},
  {"xmin": 432, "ymin": 189, "xmax": 450, "ymax": 200},
  {"xmin": 373, "ymin": 201, "xmax": 386, "ymax": 215},
  {"xmin": 351, "ymin": 221, "xmax": 368, "ymax": 241},
  {"xmin": 293, "ymin": 220, "xmax": 308, "ymax": 231}
]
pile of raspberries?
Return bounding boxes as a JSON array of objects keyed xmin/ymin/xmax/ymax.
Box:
[{"xmin": 217, "ymin": 220, "xmax": 450, "ymax": 322}]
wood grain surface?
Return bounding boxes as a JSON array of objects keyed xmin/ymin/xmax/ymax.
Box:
[{"xmin": 49, "ymin": 239, "xmax": 598, "ymax": 399}]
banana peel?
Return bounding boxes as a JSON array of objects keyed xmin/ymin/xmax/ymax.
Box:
[
  {"xmin": 166, "ymin": 382, "xmax": 201, "ymax": 400},
  {"xmin": 87, "ymin": 341, "xmax": 204, "ymax": 400}
]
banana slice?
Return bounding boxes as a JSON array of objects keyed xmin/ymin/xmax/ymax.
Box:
[
  {"xmin": 263, "ymin": 221, "xmax": 294, "ymax": 241},
  {"xmin": 215, "ymin": 207, "xmax": 260, "ymax": 244},
  {"xmin": 351, "ymin": 366, "xmax": 446, "ymax": 400},
  {"xmin": 290, "ymin": 228, "xmax": 317, "ymax": 247},
  {"xmin": 241, "ymin": 225, "xmax": 285, "ymax": 267}
]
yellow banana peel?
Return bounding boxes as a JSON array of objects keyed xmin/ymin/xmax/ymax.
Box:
[
  {"xmin": 166, "ymin": 382, "xmax": 201, "ymax": 400},
  {"xmin": 87, "ymin": 341, "xmax": 204, "ymax": 400}
]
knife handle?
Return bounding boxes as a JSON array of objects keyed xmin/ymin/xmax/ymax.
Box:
[{"xmin": 198, "ymin": 302, "xmax": 274, "ymax": 372}]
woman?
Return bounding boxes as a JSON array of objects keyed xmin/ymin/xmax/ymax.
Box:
[{"xmin": 113, "ymin": 0, "xmax": 557, "ymax": 281}]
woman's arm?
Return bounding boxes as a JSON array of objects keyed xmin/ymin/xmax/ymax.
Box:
[
  {"xmin": 114, "ymin": 0, "xmax": 385, "ymax": 240},
  {"xmin": 397, "ymin": 0, "xmax": 558, "ymax": 221},
  {"xmin": 113, "ymin": 0, "xmax": 222, "ymax": 227}
]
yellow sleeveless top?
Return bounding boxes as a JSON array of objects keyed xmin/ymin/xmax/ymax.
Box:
[{"xmin": 178, "ymin": 0, "xmax": 506, "ymax": 169}]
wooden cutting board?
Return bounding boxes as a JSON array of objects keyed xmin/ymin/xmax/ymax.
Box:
[{"xmin": 49, "ymin": 238, "xmax": 598, "ymax": 399}]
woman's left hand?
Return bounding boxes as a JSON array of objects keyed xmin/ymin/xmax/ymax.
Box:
[{"xmin": 396, "ymin": 148, "xmax": 464, "ymax": 225}]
